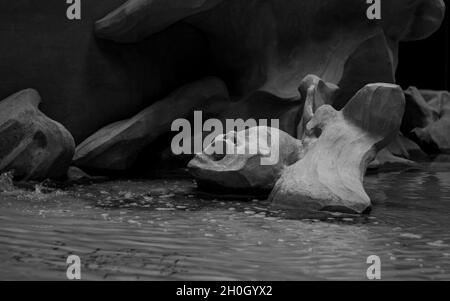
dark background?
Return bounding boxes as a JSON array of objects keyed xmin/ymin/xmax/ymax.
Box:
[{"xmin": 397, "ymin": 0, "xmax": 450, "ymax": 91}]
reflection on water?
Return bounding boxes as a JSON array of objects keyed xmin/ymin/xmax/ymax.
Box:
[{"xmin": 1, "ymin": 163, "xmax": 450, "ymax": 280}]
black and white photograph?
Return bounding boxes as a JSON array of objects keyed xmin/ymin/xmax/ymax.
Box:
[{"xmin": 0, "ymin": 0, "xmax": 449, "ymax": 286}]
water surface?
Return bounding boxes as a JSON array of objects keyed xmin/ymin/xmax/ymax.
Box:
[{"xmin": 1, "ymin": 163, "xmax": 450, "ymax": 280}]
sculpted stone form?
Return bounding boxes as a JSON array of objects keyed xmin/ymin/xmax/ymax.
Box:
[
  {"xmin": 95, "ymin": 0, "xmax": 224, "ymax": 43},
  {"xmin": 402, "ymin": 87, "xmax": 440, "ymax": 136},
  {"xmin": 187, "ymin": 75, "xmax": 336, "ymax": 194},
  {"xmin": 405, "ymin": 89, "xmax": 450, "ymax": 154},
  {"xmin": 297, "ymin": 75, "xmax": 340, "ymax": 139},
  {"xmin": 0, "ymin": 0, "xmax": 213, "ymax": 143},
  {"xmin": 188, "ymin": 126, "xmax": 304, "ymax": 194},
  {"xmin": 74, "ymin": 77, "xmax": 229, "ymax": 171},
  {"xmin": 270, "ymin": 83, "xmax": 405, "ymax": 214},
  {"xmin": 0, "ymin": 89, "xmax": 75, "ymax": 180},
  {"xmin": 77, "ymin": 0, "xmax": 444, "ymax": 170},
  {"xmin": 96, "ymin": 0, "xmax": 445, "ymax": 105},
  {"xmin": 0, "ymin": 0, "xmax": 444, "ymax": 144},
  {"xmin": 0, "ymin": 1, "xmax": 445, "ymax": 189},
  {"xmin": 187, "ymin": 76, "xmax": 409, "ymax": 212},
  {"xmin": 368, "ymin": 149, "xmax": 416, "ymax": 171},
  {"xmin": 368, "ymin": 134, "xmax": 425, "ymax": 171},
  {"xmin": 387, "ymin": 134, "xmax": 427, "ymax": 160},
  {"xmin": 74, "ymin": 77, "xmax": 306, "ymax": 172}
]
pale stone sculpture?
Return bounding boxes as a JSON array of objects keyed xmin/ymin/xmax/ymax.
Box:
[
  {"xmin": 188, "ymin": 126, "xmax": 304, "ymax": 194},
  {"xmin": 187, "ymin": 75, "xmax": 337, "ymax": 194},
  {"xmin": 270, "ymin": 83, "xmax": 405, "ymax": 214},
  {"xmin": 188, "ymin": 82, "xmax": 406, "ymax": 213}
]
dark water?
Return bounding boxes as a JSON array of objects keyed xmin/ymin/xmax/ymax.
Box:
[{"xmin": 1, "ymin": 162, "xmax": 450, "ymax": 280}]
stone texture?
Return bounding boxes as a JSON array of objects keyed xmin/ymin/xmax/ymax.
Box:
[
  {"xmin": 296, "ymin": 75, "xmax": 339, "ymax": 139},
  {"xmin": 67, "ymin": 167, "xmax": 93, "ymax": 182},
  {"xmin": 270, "ymin": 83, "xmax": 405, "ymax": 214},
  {"xmin": 0, "ymin": 89, "xmax": 75, "ymax": 180},
  {"xmin": 403, "ymin": 88, "xmax": 450, "ymax": 154},
  {"xmin": 0, "ymin": 0, "xmax": 212, "ymax": 143},
  {"xmin": 402, "ymin": 87, "xmax": 440, "ymax": 135},
  {"xmin": 368, "ymin": 149, "xmax": 417, "ymax": 172},
  {"xmin": 96, "ymin": 0, "xmax": 445, "ymax": 106},
  {"xmin": 74, "ymin": 77, "xmax": 229, "ymax": 171},
  {"xmin": 368, "ymin": 134, "xmax": 427, "ymax": 171},
  {"xmin": 187, "ymin": 76, "xmax": 419, "ymax": 198},
  {"xmin": 214, "ymin": 91, "xmax": 303, "ymax": 138},
  {"xmin": 0, "ymin": 1, "xmax": 444, "ymax": 144},
  {"xmin": 386, "ymin": 134, "xmax": 428, "ymax": 161},
  {"xmin": 186, "ymin": 74, "xmax": 336, "ymax": 194},
  {"xmin": 188, "ymin": 126, "xmax": 304, "ymax": 194},
  {"xmin": 74, "ymin": 76, "xmax": 309, "ymax": 172},
  {"xmin": 95, "ymin": 0, "xmax": 224, "ymax": 43}
]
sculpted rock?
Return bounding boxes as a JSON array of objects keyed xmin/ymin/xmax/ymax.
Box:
[
  {"xmin": 403, "ymin": 88, "xmax": 450, "ymax": 154},
  {"xmin": 75, "ymin": 76, "xmax": 308, "ymax": 172},
  {"xmin": 187, "ymin": 74, "xmax": 337, "ymax": 194},
  {"xmin": 74, "ymin": 77, "xmax": 229, "ymax": 171},
  {"xmin": 67, "ymin": 167, "xmax": 93, "ymax": 182},
  {"xmin": 369, "ymin": 134, "xmax": 426, "ymax": 171},
  {"xmin": 0, "ymin": 1, "xmax": 444, "ymax": 144},
  {"xmin": 402, "ymin": 87, "xmax": 440, "ymax": 135},
  {"xmin": 87, "ymin": 0, "xmax": 445, "ymax": 164},
  {"xmin": 96, "ymin": 0, "xmax": 445, "ymax": 105},
  {"xmin": 96, "ymin": 0, "xmax": 224, "ymax": 43},
  {"xmin": 368, "ymin": 149, "xmax": 416, "ymax": 172},
  {"xmin": 386, "ymin": 134, "xmax": 428, "ymax": 161},
  {"xmin": 187, "ymin": 76, "xmax": 412, "ymax": 199},
  {"xmin": 0, "ymin": 1, "xmax": 213, "ymax": 143},
  {"xmin": 211, "ymin": 91, "xmax": 303, "ymax": 139},
  {"xmin": 270, "ymin": 83, "xmax": 405, "ymax": 214},
  {"xmin": 380, "ymin": 0, "xmax": 445, "ymax": 41},
  {"xmin": 188, "ymin": 126, "xmax": 304, "ymax": 195},
  {"xmin": 297, "ymin": 75, "xmax": 339, "ymax": 139},
  {"xmin": 0, "ymin": 90, "xmax": 75, "ymax": 180},
  {"xmin": 415, "ymin": 90, "xmax": 450, "ymax": 153}
]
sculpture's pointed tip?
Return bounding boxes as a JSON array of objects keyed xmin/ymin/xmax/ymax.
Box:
[{"xmin": 1, "ymin": 88, "xmax": 42, "ymax": 109}]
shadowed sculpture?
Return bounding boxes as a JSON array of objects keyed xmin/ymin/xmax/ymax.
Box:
[{"xmin": 0, "ymin": 90, "xmax": 75, "ymax": 180}]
